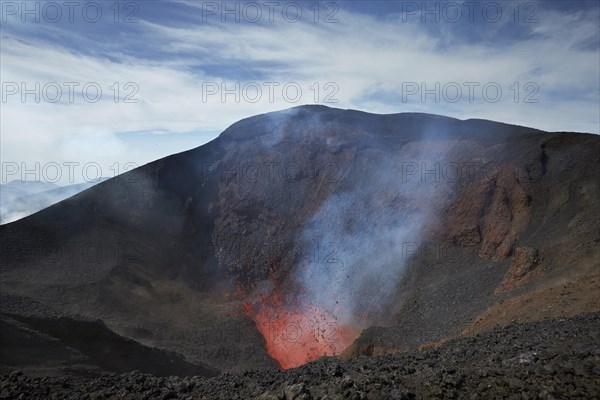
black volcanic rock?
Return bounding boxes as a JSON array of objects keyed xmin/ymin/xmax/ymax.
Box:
[
  {"xmin": 0, "ymin": 294, "xmax": 217, "ymax": 378},
  {"xmin": 1, "ymin": 312, "xmax": 599, "ymax": 399}
]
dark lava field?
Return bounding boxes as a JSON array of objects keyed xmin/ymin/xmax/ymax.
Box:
[{"xmin": 2, "ymin": 313, "xmax": 599, "ymax": 399}]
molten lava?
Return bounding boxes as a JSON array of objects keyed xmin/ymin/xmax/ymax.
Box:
[
  {"xmin": 235, "ymin": 285, "xmax": 357, "ymax": 369},
  {"xmin": 224, "ymin": 257, "xmax": 360, "ymax": 369}
]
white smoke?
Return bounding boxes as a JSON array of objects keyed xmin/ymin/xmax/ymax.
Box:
[{"xmin": 291, "ymin": 131, "xmax": 454, "ymax": 330}]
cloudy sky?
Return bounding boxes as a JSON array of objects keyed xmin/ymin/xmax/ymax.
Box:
[{"xmin": 1, "ymin": 0, "xmax": 599, "ymax": 183}]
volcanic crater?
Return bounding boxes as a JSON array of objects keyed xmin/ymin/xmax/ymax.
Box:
[{"xmin": 1, "ymin": 106, "xmax": 599, "ymax": 398}]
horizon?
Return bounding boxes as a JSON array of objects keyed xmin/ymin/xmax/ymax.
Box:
[{"xmin": 0, "ymin": 103, "xmax": 595, "ymax": 186}]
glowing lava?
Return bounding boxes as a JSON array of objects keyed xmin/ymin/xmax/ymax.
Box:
[{"xmin": 240, "ymin": 288, "xmax": 358, "ymax": 369}]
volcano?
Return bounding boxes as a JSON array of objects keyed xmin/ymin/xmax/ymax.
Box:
[{"xmin": 1, "ymin": 106, "xmax": 599, "ymax": 383}]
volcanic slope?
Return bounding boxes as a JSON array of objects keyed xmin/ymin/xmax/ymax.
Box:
[{"xmin": 1, "ymin": 105, "xmax": 598, "ymax": 375}]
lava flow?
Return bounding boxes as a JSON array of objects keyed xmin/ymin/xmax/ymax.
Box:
[{"xmin": 244, "ymin": 296, "xmax": 358, "ymax": 369}]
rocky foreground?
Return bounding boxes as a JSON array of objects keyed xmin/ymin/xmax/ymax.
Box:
[{"xmin": 2, "ymin": 312, "xmax": 599, "ymax": 400}]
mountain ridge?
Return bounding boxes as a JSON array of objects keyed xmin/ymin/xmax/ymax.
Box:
[{"xmin": 1, "ymin": 106, "xmax": 598, "ymax": 375}]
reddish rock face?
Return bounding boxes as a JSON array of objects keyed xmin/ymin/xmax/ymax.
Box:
[
  {"xmin": 496, "ymin": 247, "xmax": 541, "ymax": 293},
  {"xmin": 442, "ymin": 165, "xmax": 531, "ymax": 261},
  {"xmin": 479, "ymin": 167, "xmax": 531, "ymax": 261}
]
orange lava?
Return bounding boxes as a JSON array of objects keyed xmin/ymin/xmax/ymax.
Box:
[
  {"xmin": 250, "ymin": 304, "xmax": 358, "ymax": 369},
  {"xmin": 234, "ymin": 283, "xmax": 357, "ymax": 369},
  {"xmin": 225, "ymin": 267, "xmax": 359, "ymax": 369}
]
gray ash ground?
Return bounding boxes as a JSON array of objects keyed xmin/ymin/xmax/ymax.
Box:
[{"xmin": 2, "ymin": 312, "xmax": 599, "ymax": 400}]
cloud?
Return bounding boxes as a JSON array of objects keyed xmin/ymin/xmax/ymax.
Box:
[{"xmin": 1, "ymin": 0, "xmax": 598, "ymax": 182}]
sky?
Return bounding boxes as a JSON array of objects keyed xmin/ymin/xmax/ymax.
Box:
[{"xmin": 1, "ymin": 0, "xmax": 599, "ymax": 184}]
